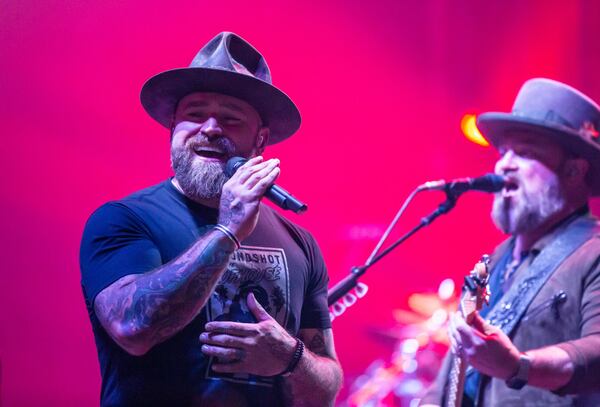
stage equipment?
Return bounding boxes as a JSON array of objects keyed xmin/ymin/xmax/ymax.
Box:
[
  {"xmin": 327, "ymin": 175, "xmax": 504, "ymax": 318},
  {"xmin": 445, "ymin": 256, "xmax": 490, "ymax": 407},
  {"xmin": 416, "ymin": 174, "xmax": 505, "ymax": 194},
  {"xmin": 344, "ymin": 279, "xmax": 458, "ymax": 407},
  {"xmin": 460, "ymin": 114, "xmax": 489, "ymax": 147}
]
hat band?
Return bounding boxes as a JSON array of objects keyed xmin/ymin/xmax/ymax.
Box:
[{"xmin": 513, "ymin": 109, "xmax": 575, "ymax": 130}]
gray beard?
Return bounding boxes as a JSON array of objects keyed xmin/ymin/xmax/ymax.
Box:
[
  {"xmin": 171, "ymin": 137, "xmax": 236, "ymax": 201},
  {"xmin": 491, "ymin": 176, "xmax": 566, "ymax": 235}
]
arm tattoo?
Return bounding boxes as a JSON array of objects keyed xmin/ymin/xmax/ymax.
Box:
[
  {"xmin": 95, "ymin": 229, "xmax": 235, "ymax": 353},
  {"xmin": 284, "ymin": 328, "xmax": 342, "ymax": 406},
  {"xmin": 218, "ymin": 190, "xmax": 245, "ymax": 228},
  {"xmin": 308, "ymin": 332, "xmax": 327, "ymax": 357}
]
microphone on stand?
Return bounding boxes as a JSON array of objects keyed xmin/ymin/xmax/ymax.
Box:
[
  {"xmin": 417, "ymin": 173, "xmax": 507, "ymax": 195},
  {"xmin": 225, "ymin": 157, "xmax": 308, "ymax": 214}
]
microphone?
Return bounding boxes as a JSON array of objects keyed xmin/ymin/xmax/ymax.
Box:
[
  {"xmin": 418, "ymin": 173, "xmax": 507, "ymax": 195},
  {"xmin": 225, "ymin": 157, "xmax": 308, "ymax": 214}
]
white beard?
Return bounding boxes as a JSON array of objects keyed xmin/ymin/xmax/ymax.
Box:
[{"xmin": 491, "ymin": 174, "xmax": 566, "ymax": 235}]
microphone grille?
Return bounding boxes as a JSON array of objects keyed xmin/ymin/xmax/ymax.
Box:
[
  {"xmin": 478, "ymin": 173, "xmax": 507, "ymax": 192},
  {"xmin": 225, "ymin": 157, "xmax": 248, "ymax": 178}
]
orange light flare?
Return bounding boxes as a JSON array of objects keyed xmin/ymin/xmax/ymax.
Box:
[{"xmin": 461, "ymin": 113, "xmax": 490, "ymax": 147}]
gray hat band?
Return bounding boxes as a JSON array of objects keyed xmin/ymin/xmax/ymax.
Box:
[{"xmin": 512, "ymin": 109, "xmax": 574, "ymax": 130}]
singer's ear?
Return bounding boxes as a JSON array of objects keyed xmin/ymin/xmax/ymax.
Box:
[{"xmin": 255, "ymin": 127, "xmax": 270, "ymax": 154}]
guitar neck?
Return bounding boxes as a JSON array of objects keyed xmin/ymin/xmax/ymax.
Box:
[
  {"xmin": 444, "ymin": 256, "xmax": 490, "ymax": 407},
  {"xmin": 445, "ymin": 305, "xmax": 470, "ymax": 407},
  {"xmin": 445, "ymin": 352, "xmax": 467, "ymax": 407}
]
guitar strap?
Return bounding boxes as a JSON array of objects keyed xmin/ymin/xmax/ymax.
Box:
[{"xmin": 485, "ymin": 214, "xmax": 599, "ymax": 336}]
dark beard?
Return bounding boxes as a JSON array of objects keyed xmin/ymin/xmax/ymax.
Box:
[{"xmin": 171, "ymin": 137, "xmax": 236, "ymax": 201}]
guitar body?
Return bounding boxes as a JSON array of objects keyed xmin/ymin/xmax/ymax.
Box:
[{"xmin": 444, "ymin": 256, "xmax": 490, "ymax": 407}]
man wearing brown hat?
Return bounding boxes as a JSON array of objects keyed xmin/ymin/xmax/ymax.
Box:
[
  {"xmin": 80, "ymin": 32, "xmax": 342, "ymax": 407},
  {"xmin": 420, "ymin": 78, "xmax": 600, "ymax": 406}
]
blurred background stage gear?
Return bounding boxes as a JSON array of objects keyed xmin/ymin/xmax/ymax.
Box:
[{"xmin": 340, "ymin": 279, "xmax": 457, "ymax": 407}]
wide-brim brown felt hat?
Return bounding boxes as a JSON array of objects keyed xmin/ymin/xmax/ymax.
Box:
[
  {"xmin": 140, "ymin": 32, "xmax": 301, "ymax": 145},
  {"xmin": 477, "ymin": 78, "xmax": 600, "ymax": 196}
]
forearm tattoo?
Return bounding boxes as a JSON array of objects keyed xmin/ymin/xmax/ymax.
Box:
[
  {"xmin": 307, "ymin": 332, "xmax": 327, "ymax": 357},
  {"xmin": 218, "ymin": 190, "xmax": 245, "ymax": 228},
  {"xmin": 283, "ymin": 329, "xmax": 342, "ymax": 406},
  {"xmin": 94, "ymin": 229, "xmax": 235, "ymax": 352}
]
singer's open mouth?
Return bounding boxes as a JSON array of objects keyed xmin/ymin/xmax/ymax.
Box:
[
  {"xmin": 504, "ymin": 179, "xmax": 519, "ymax": 191},
  {"xmin": 193, "ymin": 146, "xmax": 227, "ymax": 160},
  {"xmin": 502, "ymin": 178, "xmax": 519, "ymax": 197}
]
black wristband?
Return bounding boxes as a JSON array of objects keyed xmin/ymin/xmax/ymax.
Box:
[{"xmin": 281, "ymin": 338, "xmax": 304, "ymax": 376}]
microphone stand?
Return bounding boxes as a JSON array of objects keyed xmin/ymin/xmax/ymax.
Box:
[{"xmin": 327, "ymin": 190, "xmax": 459, "ymax": 306}]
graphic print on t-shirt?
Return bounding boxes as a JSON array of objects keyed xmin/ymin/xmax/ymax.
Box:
[{"xmin": 205, "ymin": 245, "xmax": 290, "ymax": 386}]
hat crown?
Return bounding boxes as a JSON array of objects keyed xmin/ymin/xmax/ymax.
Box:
[
  {"xmin": 190, "ymin": 32, "xmax": 272, "ymax": 84},
  {"xmin": 512, "ymin": 78, "xmax": 600, "ymax": 141}
]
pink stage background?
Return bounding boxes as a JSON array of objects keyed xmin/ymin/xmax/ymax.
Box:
[{"xmin": 2, "ymin": 1, "xmax": 600, "ymax": 405}]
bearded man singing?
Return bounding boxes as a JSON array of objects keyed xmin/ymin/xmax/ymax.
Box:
[
  {"xmin": 79, "ymin": 32, "xmax": 342, "ymax": 407},
  {"xmin": 421, "ymin": 78, "xmax": 600, "ymax": 406}
]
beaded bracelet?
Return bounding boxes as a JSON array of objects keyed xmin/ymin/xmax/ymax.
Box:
[
  {"xmin": 281, "ymin": 338, "xmax": 305, "ymax": 376},
  {"xmin": 214, "ymin": 224, "xmax": 241, "ymax": 249}
]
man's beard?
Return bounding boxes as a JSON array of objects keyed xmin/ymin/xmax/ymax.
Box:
[
  {"xmin": 491, "ymin": 174, "xmax": 566, "ymax": 235},
  {"xmin": 171, "ymin": 136, "xmax": 237, "ymax": 201}
]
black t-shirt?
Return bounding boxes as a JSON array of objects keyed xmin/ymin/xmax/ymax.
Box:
[{"xmin": 80, "ymin": 180, "xmax": 331, "ymax": 407}]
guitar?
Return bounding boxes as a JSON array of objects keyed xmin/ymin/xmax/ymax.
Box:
[{"xmin": 445, "ymin": 255, "xmax": 491, "ymax": 407}]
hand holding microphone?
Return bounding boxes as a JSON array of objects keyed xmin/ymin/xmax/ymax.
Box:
[
  {"xmin": 217, "ymin": 156, "xmax": 281, "ymax": 242},
  {"xmin": 226, "ymin": 157, "xmax": 308, "ymax": 214}
]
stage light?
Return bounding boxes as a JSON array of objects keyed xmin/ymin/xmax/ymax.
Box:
[{"xmin": 461, "ymin": 113, "xmax": 490, "ymax": 147}]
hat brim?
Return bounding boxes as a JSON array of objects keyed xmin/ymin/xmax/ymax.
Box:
[
  {"xmin": 478, "ymin": 112, "xmax": 600, "ymax": 196},
  {"xmin": 140, "ymin": 67, "xmax": 301, "ymax": 144}
]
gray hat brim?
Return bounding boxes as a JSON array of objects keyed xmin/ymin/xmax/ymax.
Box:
[
  {"xmin": 478, "ymin": 112, "xmax": 600, "ymax": 196},
  {"xmin": 140, "ymin": 67, "xmax": 301, "ymax": 145}
]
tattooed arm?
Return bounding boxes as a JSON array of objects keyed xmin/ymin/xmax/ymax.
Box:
[
  {"xmin": 285, "ymin": 328, "xmax": 343, "ymax": 407},
  {"xmin": 94, "ymin": 229, "xmax": 237, "ymax": 356},
  {"xmin": 93, "ymin": 157, "xmax": 280, "ymax": 356}
]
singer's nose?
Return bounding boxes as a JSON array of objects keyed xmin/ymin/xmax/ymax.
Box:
[
  {"xmin": 495, "ymin": 150, "xmax": 518, "ymax": 175},
  {"xmin": 200, "ymin": 117, "xmax": 223, "ymax": 138}
]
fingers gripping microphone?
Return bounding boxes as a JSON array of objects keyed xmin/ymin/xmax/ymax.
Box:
[
  {"xmin": 418, "ymin": 174, "xmax": 507, "ymax": 195},
  {"xmin": 225, "ymin": 157, "xmax": 308, "ymax": 214}
]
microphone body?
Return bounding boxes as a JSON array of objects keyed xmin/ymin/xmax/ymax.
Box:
[
  {"xmin": 418, "ymin": 174, "xmax": 506, "ymax": 195},
  {"xmin": 225, "ymin": 157, "xmax": 308, "ymax": 214}
]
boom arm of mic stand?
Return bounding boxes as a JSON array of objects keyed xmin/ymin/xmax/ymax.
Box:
[
  {"xmin": 327, "ymin": 195, "xmax": 457, "ymax": 306},
  {"xmin": 328, "ymin": 266, "xmax": 367, "ymax": 306}
]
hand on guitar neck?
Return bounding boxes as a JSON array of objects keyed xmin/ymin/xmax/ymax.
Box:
[
  {"xmin": 442, "ymin": 257, "xmax": 520, "ymax": 407},
  {"xmin": 448, "ymin": 311, "xmax": 521, "ymax": 380},
  {"xmin": 422, "ymin": 257, "xmax": 576, "ymax": 407},
  {"xmin": 442, "ymin": 256, "xmax": 501, "ymax": 407},
  {"xmin": 446, "ymin": 256, "xmax": 520, "ymax": 381}
]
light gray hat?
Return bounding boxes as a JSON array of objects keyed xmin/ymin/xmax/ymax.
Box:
[{"xmin": 477, "ymin": 78, "xmax": 600, "ymax": 195}]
